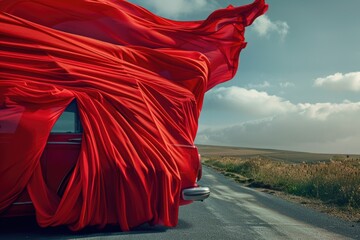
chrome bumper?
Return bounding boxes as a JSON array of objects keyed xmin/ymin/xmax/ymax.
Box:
[{"xmin": 182, "ymin": 186, "xmax": 210, "ymax": 201}]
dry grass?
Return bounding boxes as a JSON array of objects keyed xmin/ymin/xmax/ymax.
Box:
[{"xmin": 203, "ymin": 155, "xmax": 360, "ymax": 209}]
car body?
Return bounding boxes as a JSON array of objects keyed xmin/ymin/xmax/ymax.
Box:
[{"xmin": 1, "ymin": 100, "xmax": 209, "ymax": 218}]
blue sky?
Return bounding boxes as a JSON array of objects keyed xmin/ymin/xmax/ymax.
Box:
[{"xmin": 128, "ymin": 0, "xmax": 360, "ymax": 154}]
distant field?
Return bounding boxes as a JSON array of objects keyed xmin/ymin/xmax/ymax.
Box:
[
  {"xmin": 197, "ymin": 145, "xmax": 358, "ymax": 163},
  {"xmin": 198, "ymin": 145, "xmax": 360, "ymax": 214}
]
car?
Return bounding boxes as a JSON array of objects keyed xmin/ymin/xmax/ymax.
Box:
[{"xmin": 0, "ymin": 100, "xmax": 210, "ymax": 218}]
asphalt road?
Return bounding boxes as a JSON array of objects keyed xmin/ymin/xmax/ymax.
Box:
[{"xmin": 1, "ymin": 166, "xmax": 359, "ymax": 239}]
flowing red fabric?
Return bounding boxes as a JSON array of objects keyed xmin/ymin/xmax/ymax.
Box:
[{"xmin": 0, "ymin": 0, "xmax": 267, "ymax": 231}]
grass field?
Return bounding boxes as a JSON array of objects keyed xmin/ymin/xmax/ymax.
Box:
[{"xmin": 198, "ymin": 145, "xmax": 360, "ymax": 220}]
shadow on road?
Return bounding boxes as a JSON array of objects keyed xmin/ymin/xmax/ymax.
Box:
[{"xmin": 0, "ymin": 216, "xmax": 189, "ymax": 239}]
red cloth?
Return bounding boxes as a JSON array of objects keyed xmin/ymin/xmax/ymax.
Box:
[{"xmin": 0, "ymin": 0, "xmax": 267, "ymax": 231}]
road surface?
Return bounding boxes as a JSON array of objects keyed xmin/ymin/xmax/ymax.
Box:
[{"xmin": 1, "ymin": 166, "xmax": 359, "ymax": 239}]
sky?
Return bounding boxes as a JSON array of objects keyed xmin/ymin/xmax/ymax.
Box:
[{"xmin": 128, "ymin": 0, "xmax": 360, "ymax": 154}]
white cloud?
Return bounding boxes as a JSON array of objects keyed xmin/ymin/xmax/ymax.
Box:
[
  {"xmin": 297, "ymin": 101, "xmax": 360, "ymax": 121},
  {"xmin": 131, "ymin": 0, "xmax": 214, "ymax": 19},
  {"xmin": 204, "ymin": 87, "xmax": 295, "ymax": 117},
  {"xmin": 314, "ymin": 72, "xmax": 360, "ymax": 92},
  {"xmin": 197, "ymin": 87, "xmax": 360, "ymax": 154},
  {"xmin": 252, "ymin": 15, "xmax": 289, "ymax": 40}
]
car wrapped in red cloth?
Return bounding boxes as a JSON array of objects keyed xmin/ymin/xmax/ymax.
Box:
[
  {"xmin": 0, "ymin": 0, "xmax": 267, "ymax": 231},
  {"xmin": 1, "ymin": 100, "xmax": 210, "ymax": 218}
]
